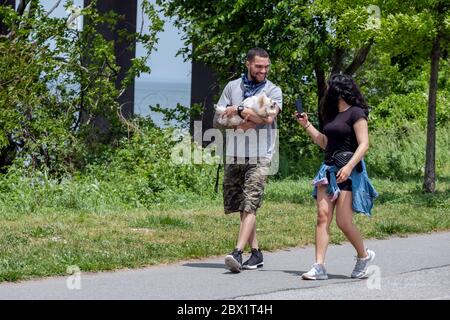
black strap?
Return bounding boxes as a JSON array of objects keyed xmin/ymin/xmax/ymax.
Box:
[{"xmin": 214, "ymin": 164, "xmax": 221, "ymax": 193}]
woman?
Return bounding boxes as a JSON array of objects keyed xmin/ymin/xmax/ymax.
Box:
[{"xmin": 296, "ymin": 74, "xmax": 378, "ymax": 280}]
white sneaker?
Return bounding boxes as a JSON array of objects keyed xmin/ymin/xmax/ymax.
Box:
[
  {"xmin": 351, "ymin": 249, "xmax": 376, "ymax": 279},
  {"xmin": 302, "ymin": 263, "xmax": 328, "ymax": 280}
]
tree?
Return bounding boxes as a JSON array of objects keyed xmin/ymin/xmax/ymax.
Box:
[
  {"xmin": 377, "ymin": 0, "xmax": 450, "ymax": 192},
  {"xmin": 156, "ymin": 0, "xmax": 384, "ymax": 175},
  {"xmin": 158, "ymin": 0, "xmax": 381, "ymax": 106},
  {"xmin": 424, "ymin": 2, "xmax": 449, "ymax": 193}
]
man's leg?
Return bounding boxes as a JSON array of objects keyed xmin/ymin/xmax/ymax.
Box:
[
  {"xmin": 223, "ymin": 163, "xmax": 245, "ymax": 272},
  {"xmin": 236, "ymin": 210, "xmax": 257, "ymax": 251},
  {"xmin": 238, "ymin": 159, "xmax": 268, "ymax": 270},
  {"xmin": 239, "ymin": 210, "xmax": 264, "ymax": 270},
  {"xmin": 247, "ymin": 212, "xmax": 258, "ymax": 249}
]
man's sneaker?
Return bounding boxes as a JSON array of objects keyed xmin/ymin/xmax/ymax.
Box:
[
  {"xmin": 225, "ymin": 249, "xmax": 243, "ymax": 273},
  {"xmin": 301, "ymin": 263, "xmax": 328, "ymax": 280},
  {"xmin": 351, "ymin": 249, "xmax": 376, "ymax": 279},
  {"xmin": 242, "ymin": 248, "xmax": 264, "ymax": 270}
]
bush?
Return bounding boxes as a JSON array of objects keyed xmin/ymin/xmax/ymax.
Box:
[
  {"xmin": 366, "ymin": 124, "xmax": 450, "ymax": 179},
  {"xmin": 0, "ymin": 1, "xmax": 163, "ymax": 176},
  {"xmin": 370, "ymin": 91, "xmax": 450, "ymax": 129},
  {"xmin": 0, "ymin": 119, "xmax": 218, "ymax": 215}
]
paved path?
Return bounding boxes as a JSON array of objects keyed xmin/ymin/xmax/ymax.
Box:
[{"xmin": 1, "ymin": 232, "xmax": 449, "ymax": 300}]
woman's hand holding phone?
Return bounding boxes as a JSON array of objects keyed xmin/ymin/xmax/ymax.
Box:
[
  {"xmin": 295, "ymin": 112, "xmax": 309, "ymax": 128},
  {"xmin": 294, "ymin": 98, "xmax": 309, "ymax": 128}
]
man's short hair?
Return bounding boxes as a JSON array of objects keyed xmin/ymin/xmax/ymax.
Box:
[{"xmin": 246, "ymin": 48, "xmax": 269, "ymax": 62}]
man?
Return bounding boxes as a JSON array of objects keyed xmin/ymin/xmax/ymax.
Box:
[{"xmin": 213, "ymin": 48, "xmax": 282, "ymax": 273}]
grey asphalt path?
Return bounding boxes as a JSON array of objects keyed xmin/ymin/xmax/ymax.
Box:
[{"xmin": 0, "ymin": 232, "xmax": 449, "ymax": 300}]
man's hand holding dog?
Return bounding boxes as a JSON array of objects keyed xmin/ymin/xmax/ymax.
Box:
[
  {"xmin": 221, "ymin": 105, "xmax": 238, "ymax": 118},
  {"xmin": 238, "ymin": 116, "xmax": 257, "ymax": 131},
  {"xmin": 241, "ymin": 108, "xmax": 276, "ymax": 125}
]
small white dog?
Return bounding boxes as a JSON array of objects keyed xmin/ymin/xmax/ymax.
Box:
[{"xmin": 215, "ymin": 92, "xmax": 278, "ymax": 127}]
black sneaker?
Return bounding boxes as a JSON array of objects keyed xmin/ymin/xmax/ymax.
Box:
[
  {"xmin": 242, "ymin": 248, "xmax": 264, "ymax": 270},
  {"xmin": 225, "ymin": 249, "xmax": 243, "ymax": 273}
]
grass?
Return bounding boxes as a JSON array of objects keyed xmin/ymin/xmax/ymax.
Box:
[{"xmin": 0, "ymin": 177, "xmax": 449, "ymax": 282}]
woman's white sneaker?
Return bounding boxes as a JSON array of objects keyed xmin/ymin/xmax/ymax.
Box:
[
  {"xmin": 301, "ymin": 263, "xmax": 328, "ymax": 280},
  {"xmin": 351, "ymin": 249, "xmax": 376, "ymax": 279}
]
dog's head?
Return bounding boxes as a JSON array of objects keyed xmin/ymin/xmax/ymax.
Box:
[{"xmin": 256, "ymin": 93, "xmax": 278, "ymax": 118}]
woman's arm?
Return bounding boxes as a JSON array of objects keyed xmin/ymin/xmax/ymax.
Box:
[
  {"xmin": 335, "ymin": 118, "xmax": 369, "ymax": 183},
  {"xmin": 295, "ymin": 112, "xmax": 328, "ymax": 150}
]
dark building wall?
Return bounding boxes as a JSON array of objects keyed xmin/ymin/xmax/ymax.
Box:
[
  {"xmin": 84, "ymin": 0, "xmax": 137, "ymax": 118},
  {"xmin": 0, "ymin": 0, "xmax": 15, "ymax": 35},
  {"xmin": 190, "ymin": 60, "xmax": 219, "ymax": 143}
]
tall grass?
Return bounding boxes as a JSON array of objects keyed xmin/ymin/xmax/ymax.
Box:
[{"xmin": 366, "ymin": 124, "xmax": 450, "ymax": 178}]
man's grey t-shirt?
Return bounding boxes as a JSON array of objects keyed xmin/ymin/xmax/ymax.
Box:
[{"xmin": 216, "ymin": 78, "xmax": 283, "ymax": 160}]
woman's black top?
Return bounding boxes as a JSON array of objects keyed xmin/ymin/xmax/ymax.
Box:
[{"xmin": 323, "ymin": 106, "xmax": 367, "ymax": 162}]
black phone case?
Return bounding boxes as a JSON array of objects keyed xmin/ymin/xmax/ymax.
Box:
[{"xmin": 295, "ymin": 98, "xmax": 304, "ymax": 114}]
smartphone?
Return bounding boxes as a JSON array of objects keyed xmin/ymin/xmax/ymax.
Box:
[{"xmin": 295, "ymin": 98, "xmax": 304, "ymax": 118}]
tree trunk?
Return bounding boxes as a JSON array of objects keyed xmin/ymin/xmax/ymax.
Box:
[
  {"xmin": 331, "ymin": 47, "xmax": 345, "ymax": 75},
  {"xmin": 423, "ymin": 33, "xmax": 441, "ymax": 193},
  {"xmin": 345, "ymin": 38, "xmax": 374, "ymax": 76}
]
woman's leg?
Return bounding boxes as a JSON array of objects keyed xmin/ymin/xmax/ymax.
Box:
[
  {"xmin": 335, "ymin": 191, "xmax": 367, "ymax": 258},
  {"xmin": 315, "ymin": 185, "xmax": 335, "ymax": 264}
]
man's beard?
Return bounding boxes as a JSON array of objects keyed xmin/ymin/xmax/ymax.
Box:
[{"xmin": 249, "ymin": 71, "xmax": 266, "ymax": 83}]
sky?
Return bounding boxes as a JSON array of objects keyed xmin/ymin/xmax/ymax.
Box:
[{"xmin": 42, "ymin": 0, "xmax": 191, "ymax": 83}]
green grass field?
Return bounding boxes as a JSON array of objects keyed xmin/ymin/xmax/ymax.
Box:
[{"xmin": 0, "ymin": 177, "xmax": 449, "ymax": 282}]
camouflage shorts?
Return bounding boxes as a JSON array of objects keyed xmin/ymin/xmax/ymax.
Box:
[{"xmin": 223, "ymin": 157, "xmax": 270, "ymax": 215}]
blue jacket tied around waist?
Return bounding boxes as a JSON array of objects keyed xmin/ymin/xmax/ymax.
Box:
[{"xmin": 312, "ymin": 160, "xmax": 378, "ymax": 216}]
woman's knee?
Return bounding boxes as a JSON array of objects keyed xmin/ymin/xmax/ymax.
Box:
[
  {"xmin": 316, "ymin": 208, "xmax": 332, "ymax": 226},
  {"xmin": 336, "ymin": 217, "xmax": 353, "ymax": 231}
]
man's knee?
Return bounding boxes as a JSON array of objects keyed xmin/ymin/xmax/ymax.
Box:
[{"xmin": 241, "ymin": 209, "xmax": 257, "ymax": 217}]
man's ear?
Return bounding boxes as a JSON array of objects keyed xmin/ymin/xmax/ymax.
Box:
[{"xmin": 245, "ymin": 60, "xmax": 250, "ymax": 69}]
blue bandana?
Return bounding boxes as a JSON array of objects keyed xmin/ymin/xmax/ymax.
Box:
[{"xmin": 242, "ymin": 73, "xmax": 266, "ymax": 99}]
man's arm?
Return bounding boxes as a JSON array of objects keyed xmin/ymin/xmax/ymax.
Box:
[
  {"xmin": 213, "ymin": 83, "xmax": 235, "ymax": 129},
  {"xmin": 213, "ymin": 109, "xmax": 235, "ymax": 130},
  {"xmin": 240, "ymin": 104, "xmax": 281, "ymax": 125}
]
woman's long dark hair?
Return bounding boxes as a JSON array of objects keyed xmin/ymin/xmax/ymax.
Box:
[{"xmin": 320, "ymin": 74, "xmax": 369, "ymax": 123}]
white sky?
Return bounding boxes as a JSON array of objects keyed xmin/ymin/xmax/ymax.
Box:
[{"xmin": 42, "ymin": 0, "xmax": 191, "ymax": 83}]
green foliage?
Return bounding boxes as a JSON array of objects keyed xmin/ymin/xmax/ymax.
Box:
[
  {"xmin": 0, "ymin": 0, "xmax": 448, "ymax": 215},
  {"xmin": 366, "ymin": 124, "xmax": 450, "ymax": 178},
  {"xmin": 0, "ymin": 118, "xmax": 218, "ymax": 215},
  {"xmin": 158, "ymin": 0, "xmax": 449, "ymax": 180},
  {"xmin": 149, "ymin": 103, "xmax": 203, "ymax": 129}
]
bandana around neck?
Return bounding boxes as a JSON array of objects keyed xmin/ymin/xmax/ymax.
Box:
[{"xmin": 242, "ymin": 73, "xmax": 266, "ymax": 99}]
